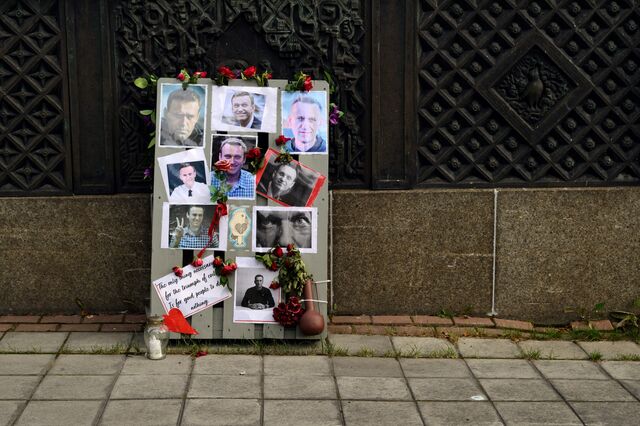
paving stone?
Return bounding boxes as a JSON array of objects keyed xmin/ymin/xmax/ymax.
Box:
[
  {"xmin": 494, "ymin": 401, "xmax": 582, "ymax": 425},
  {"xmin": 0, "ymin": 316, "xmax": 39, "ymax": 323},
  {"xmin": 49, "ymin": 354, "xmax": 125, "ymax": 375},
  {"xmin": 328, "ymin": 334, "xmax": 393, "ymax": 356},
  {"xmin": 601, "ymin": 361, "xmax": 640, "ymax": 380},
  {"xmin": 457, "ymin": 338, "xmax": 521, "ymax": 358},
  {"xmin": 188, "ymin": 375, "xmax": 261, "ymax": 399},
  {"xmin": 371, "ymin": 315, "xmax": 412, "ymax": 325},
  {"xmin": 0, "ymin": 376, "xmax": 40, "ymax": 399},
  {"xmin": 570, "ymin": 402, "xmax": 640, "ymax": 426},
  {"xmin": 264, "ymin": 376, "xmax": 337, "ymax": 399},
  {"xmin": 99, "ymin": 399, "xmax": 182, "ymax": 426},
  {"xmin": 327, "ymin": 325, "xmax": 352, "ymax": 334},
  {"xmin": 32, "ymin": 375, "xmax": 113, "ymax": 400},
  {"xmin": 465, "ymin": 359, "xmax": 540, "ymax": 379},
  {"xmin": 100, "ymin": 323, "xmax": 143, "ymax": 332},
  {"xmin": 193, "ymin": 354, "xmax": 261, "ymax": 375},
  {"xmin": 0, "ymin": 401, "xmax": 25, "ymax": 426},
  {"xmin": 570, "ymin": 321, "xmax": 589, "ymax": 331},
  {"xmin": 400, "ymin": 358, "xmax": 472, "ymax": 378},
  {"xmin": 332, "ymin": 357, "xmax": 402, "ymax": 377},
  {"xmin": 493, "ymin": 318, "xmax": 533, "ymax": 331},
  {"xmin": 550, "ymin": 379, "xmax": 635, "ymax": 401},
  {"xmin": 0, "ymin": 332, "xmax": 68, "ymax": 353},
  {"xmin": 479, "ymin": 379, "xmax": 561, "ymax": 401},
  {"xmin": 517, "ymin": 340, "xmax": 588, "ymax": 360},
  {"xmin": 589, "ymin": 319, "xmax": 614, "ymax": 331},
  {"xmin": 411, "ymin": 315, "xmax": 453, "ymax": 326},
  {"xmin": 336, "ymin": 377, "xmax": 411, "ymax": 400},
  {"xmin": 182, "ymin": 399, "xmax": 261, "ymax": 426},
  {"xmin": 342, "ymin": 401, "xmax": 422, "ymax": 426},
  {"xmin": 264, "ymin": 400, "xmax": 342, "ymax": 426},
  {"xmin": 331, "ymin": 315, "xmax": 371, "ymax": 325},
  {"xmin": 352, "ymin": 325, "xmax": 390, "ymax": 335},
  {"xmin": 391, "ymin": 336, "xmax": 457, "ymax": 357},
  {"xmin": 620, "ymin": 380, "xmax": 640, "ymax": 398},
  {"xmin": 418, "ymin": 402, "xmax": 502, "ymax": 425},
  {"xmin": 533, "ymin": 360, "xmax": 608, "ymax": 380},
  {"xmin": 395, "ymin": 325, "xmax": 436, "ymax": 337},
  {"xmin": 453, "ymin": 317, "xmax": 494, "ymax": 327},
  {"xmin": 409, "ymin": 378, "xmax": 487, "ymax": 401},
  {"xmin": 14, "ymin": 401, "xmax": 101, "ymax": 426},
  {"xmin": 264, "ymin": 355, "xmax": 331, "ymax": 376},
  {"xmin": 123, "ymin": 314, "xmax": 148, "ymax": 324},
  {"xmin": 111, "ymin": 374, "xmax": 188, "ymax": 399},
  {"xmin": 0, "ymin": 324, "xmax": 11, "ymax": 332},
  {"xmin": 82, "ymin": 314, "xmax": 124, "ymax": 323},
  {"xmin": 0, "ymin": 354, "xmax": 55, "ymax": 375},
  {"xmin": 14, "ymin": 324, "xmax": 59, "ymax": 332},
  {"xmin": 40, "ymin": 315, "xmax": 82, "ymax": 324},
  {"xmin": 120, "ymin": 354, "xmax": 192, "ymax": 375},
  {"xmin": 436, "ymin": 327, "xmax": 480, "ymax": 338},
  {"xmin": 577, "ymin": 341, "xmax": 640, "ymax": 360},
  {"xmin": 58, "ymin": 324, "xmax": 101, "ymax": 332},
  {"xmin": 62, "ymin": 332, "xmax": 132, "ymax": 353}
]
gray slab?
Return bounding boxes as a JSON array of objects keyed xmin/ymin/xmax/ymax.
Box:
[
  {"xmin": 457, "ymin": 338, "xmax": 521, "ymax": 358},
  {"xmin": 15, "ymin": 400, "xmax": 101, "ymax": 426},
  {"xmin": 409, "ymin": 378, "xmax": 487, "ymax": 401},
  {"xmin": 518, "ymin": 340, "xmax": 588, "ymax": 360},
  {"xmin": 264, "ymin": 376, "xmax": 337, "ymax": 399},
  {"xmin": 400, "ymin": 358, "xmax": 472, "ymax": 378},
  {"xmin": 188, "ymin": 375, "xmax": 261, "ymax": 399},
  {"xmin": 62, "ymin": 332, "xmax": 132, "ymax": 353},
  {"xmin": 0, "ymin": 332, "xmax": 68, "ymax": 353},
  {"xmin": 576, "ymin": 341, "xmax": 640, "ymax": 360},
  {"xmin": 32, "ymin": 375, "xmax": 113, "ymax": 400},
  {"xmin": 336, "ymin": 377, "xmax": 412, "ymax": 400},
  {"xmin": 327, "ymin": 334, "xmax": 393, "ymax": 356},
  {"xmin": 264, "ymin": 400, "xmax": 342, "ymax": 426},
  {"xmin": 49, "ymin": 354, "xmax": 125, "ymax": 375},
  {"xmin": 0, "ymin": 376, "xmax": 41, "ymax": 399},
  {"xmin": 0, "ymin": 354, "xmax": 55, "ymax": 375},
  {"xmin": 550, "ymin": 379, "xmax": 636, "ymax": 402},
  {"xmin": 479, "ymin": 379, "xmax": 561, "ymax": 401},
  {"xmin": 619, "ymin": 380, "xmax": 640, "ymax": 399},
  {"xmin": 465, "ymin": 359, "xmax": 540, "ymax": 379},
  {"xmin": 0, "ymin": 401, "xmax": 24, "ymax": 426},
  {"xmin": 342, "ymin": 401, "xmax": 423, "ymax": 426},
  {"xmin": 264, "ymin": 355, "xmax": 331, "ymax": 376},
  {"xmin": 494, "ymin": 402, "xmax": 582, "ymax": 425},
  {"xmin": 120, "ymin": 354, "xmax": 192, "ymax": 375},
  {"xmin": 391, "ymin": 337, "xmax": 457, "ymax": 357},
  {"xmin": 332, "ymin": 357, "xmax": 403, "ymax": 377},
  {"xmin": 99, "ymin": 399, "xmax": 182, "ymax": 426},
  {"xmin": 418, "ymin": 401, "xmax": 503, "ymax": 425},
  {"xmin": 110, "ymin": 374, "xmax": 188, "ymax": 399},
  {"xmin": 182, "ymin": 399, "xmax": 261, "ymax": 426},
  {"xmin": 601, "ymin": 361, "xmax": 640, "ymax": 380},
  {"xmin": 193, "ymin": 354, "xmax": 261, "ymax": 375},
  {"xmin": 571, "ymin": 402, "xmax": 640, "ymax": 426},
  {"xmin": 533, "ymin": 360, "xmax": 608, "ymax": 380}
]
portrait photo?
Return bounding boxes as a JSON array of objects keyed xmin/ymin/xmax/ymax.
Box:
[
  {"xmin": 252, "ymin": 206, "xmax": 317, "ymax": 253},
  {"xmin": 209, "ymin": 135, "xmax": 256, "ymax": 200},
  {"xmin": 158, "ymin": 83, "xmax": 208, "ymax": 148},
  {"xmin": 228, "ymin": 205, "xmax": 251, "ymax": 250},
  {"xmin": 233, "ymin": 257, "xmax": 281, "ymax": 324},
  {"xmin": 281, "ymin": 91, "xmax": 328, "ymax": 154},
  {"xmin": 161, "ymin": 203, "xmax": 228, "ymax": 251},
  {"xmin": 256, "ymin": 148, "xmax": 326, "ymax": 207},
  {"xmin": 157, "ymin": 149, "xmax": 211, "ymax": 203},
  {"xmin": 211, "ymin": 85, "xmax": 278, "ymax": 133}
]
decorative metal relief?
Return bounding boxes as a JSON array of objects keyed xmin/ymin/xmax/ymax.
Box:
[
  {"xmin": 112, "ymin": 0, "xmax": 367, "ymax": 190},
  {"xmin": 0, "ymin": 0, "xmax": 69, "ymax": 194},
  {"xmin": 418, "ymin": 0, "xmax": 640, "ymax": 186}
]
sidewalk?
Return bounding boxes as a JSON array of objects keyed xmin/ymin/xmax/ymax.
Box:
[{"xmin": 1, "ymin": 331, "xmax": 639, "ymax": 425}]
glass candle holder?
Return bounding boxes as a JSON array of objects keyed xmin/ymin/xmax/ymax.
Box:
[{"xmin": 144, "ymin": 316, "xmax": 169, "ymax": 360}]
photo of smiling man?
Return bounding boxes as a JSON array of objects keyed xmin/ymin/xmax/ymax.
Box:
[
  {"xmin": 211, "ymin": 86, "xmax": 278, "ymax": 133},
  {"xmin": 210, "ymin": 136, "xmax": 256, "ymax": 200}
]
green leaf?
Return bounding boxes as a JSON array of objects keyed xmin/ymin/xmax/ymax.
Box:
[
  {"xmin": 150, "ymin": 111, "xmax": 156, "ymax": 124},
  {"xmin": 139, "ymin": 109, "xmax": 153, "ymax": 116},
  {"xmin": 134, "ymin": 77, "xmax": 148, "ymax": 89},
  {"xmin": 594, "ymin": 302, "xmax": 605, "ymax": 312},
  {"xmin": 147, "ymin": 136, "xmax": 156, "ymax": 149}
]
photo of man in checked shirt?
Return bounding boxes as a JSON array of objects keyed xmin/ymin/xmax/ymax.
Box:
[
  {"xmin": 210, "ymin": 137, "xmax": 255, "ymax": 200},
  {"xmin": 169, "ymin": 205, "xmax": 219, "ymax": 249}
]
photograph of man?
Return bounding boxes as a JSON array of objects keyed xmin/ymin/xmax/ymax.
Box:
[
  {"xmin": 210, "ymin": 137, "xmax": 255, "ymax": 199},
  {"xmin": 253, "ymin": 206, "xmax": 317, "ymax": 253},
  {"xmin": 169, "ymin": 205, "xmax": 218, "ymax": 249},
  {"xmin": 281, "ymin": 92, "xmax": 328, "ymax": 154},
  {"xmin": 212, "ymin": 86, "xmax": 277, "ymax": 133},
  {"xmin": 168, "ymin": 162, "xmax": 211, "ymax": 203},
  {"xmin": 240, "ymin": 274, "xmax": 275, "ymax": 310},
  {"xmin": 159, "ymin": 84, "xmax": 206, "ymax": 147},
  {"xmin": 222, "ymin": 91, "xmax": 263, "ymax": 129}
]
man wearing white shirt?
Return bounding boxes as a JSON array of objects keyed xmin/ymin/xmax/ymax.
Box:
[{"xmin": 169, "ymin": 163, "xmax": 211, "ymax": 203}]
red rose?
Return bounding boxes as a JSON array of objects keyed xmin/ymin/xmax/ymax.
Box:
[
  {"xmin": 273, "ymin": 246, "xmax": 284, "ymax": 258},
  {"xmin": 172, "ymin": 266, "xmax": 183, "ymax": 277},
  {"xmin": 303, "ymin": 76, "xmax": 313, "ymax": 91},
  {"xmin": 192, "ymin": 258, "xmax": 204, "ymax": 267},
  {"xmin": 269, "ymin": 281, "xmax": 280, "ymax": 289},
  {"xmin": 177, "ymin": 72, "xmax": 185, "ymax": 81},
  {"xmin": 197, "ymin": 71, "xmax": 207, "ymax": 78},
  {"xmin": 275, "ymin": 135, "xmax": 291, "ymax": 146},
  {"xmin": 266, "ymin": 73, "xmax": 272, "ymax": 79},
  {"xmin": 269, "ymin": 262, "xmax": 279, "ymax": 271},
  {"xmin": 286, "ymin": 243, "xmax": 295, "ymax": 252},
  {"xmin": 230, "ymin": 262, "xmax": 237, "ymax": 271},
  {"xmin": 218, "ymin": 66, "xmax": 235, "ymax": 79},
  {"xmin": 213, "ymin": 257, "xmax": 223, "ymax": 267},
  {"xmin": 243, "ymin": 66, "xmax": 256, "ymax": 78},
  {"xmin": 214, "ymin": 159, "xmax": 232, "ymax": 172},
  {"xmin": 221, "ymin": 265, "xmax": 233, "ymax": 275},
  {"xmin": 245, "ymin": 147, "xmax": 261, "ymax": 160}
]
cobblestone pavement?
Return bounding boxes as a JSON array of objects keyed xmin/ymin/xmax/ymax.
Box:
[{"xmin": 0, "ymin": 332, "xmax": 639, "ymax": 425}]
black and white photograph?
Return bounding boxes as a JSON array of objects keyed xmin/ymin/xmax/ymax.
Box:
[
  {"xmin": 252, "ymin": 206, "xmax": 317, "ymax": 253},
  {"xmin": 281, "ymin": 91, "xmax": 328, "ymax": 154},
  {"xmin": 233, "ymin": 257, "xmax": 281, "ymax": 324},
  {"xmin": 157, "ymin": 149, "xmax": 211, "ymax": 203},
  {"xmin": 158, "ymin": 83, "xmax": 208, "ymax": 148},
  {"xmin": 161, "ymin": 203, "xmax": 228, "ymax": 251},
  {"xmin": 210, "ymin": 134, "xmax": 257, "ymax": 200},
  {"xmin": 211, "ymin": 86, "xmax": 278, "ymax": 133},
  {"xmin": 255, "ymin": 148, "xmax": 326, "ymax": 207}
]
